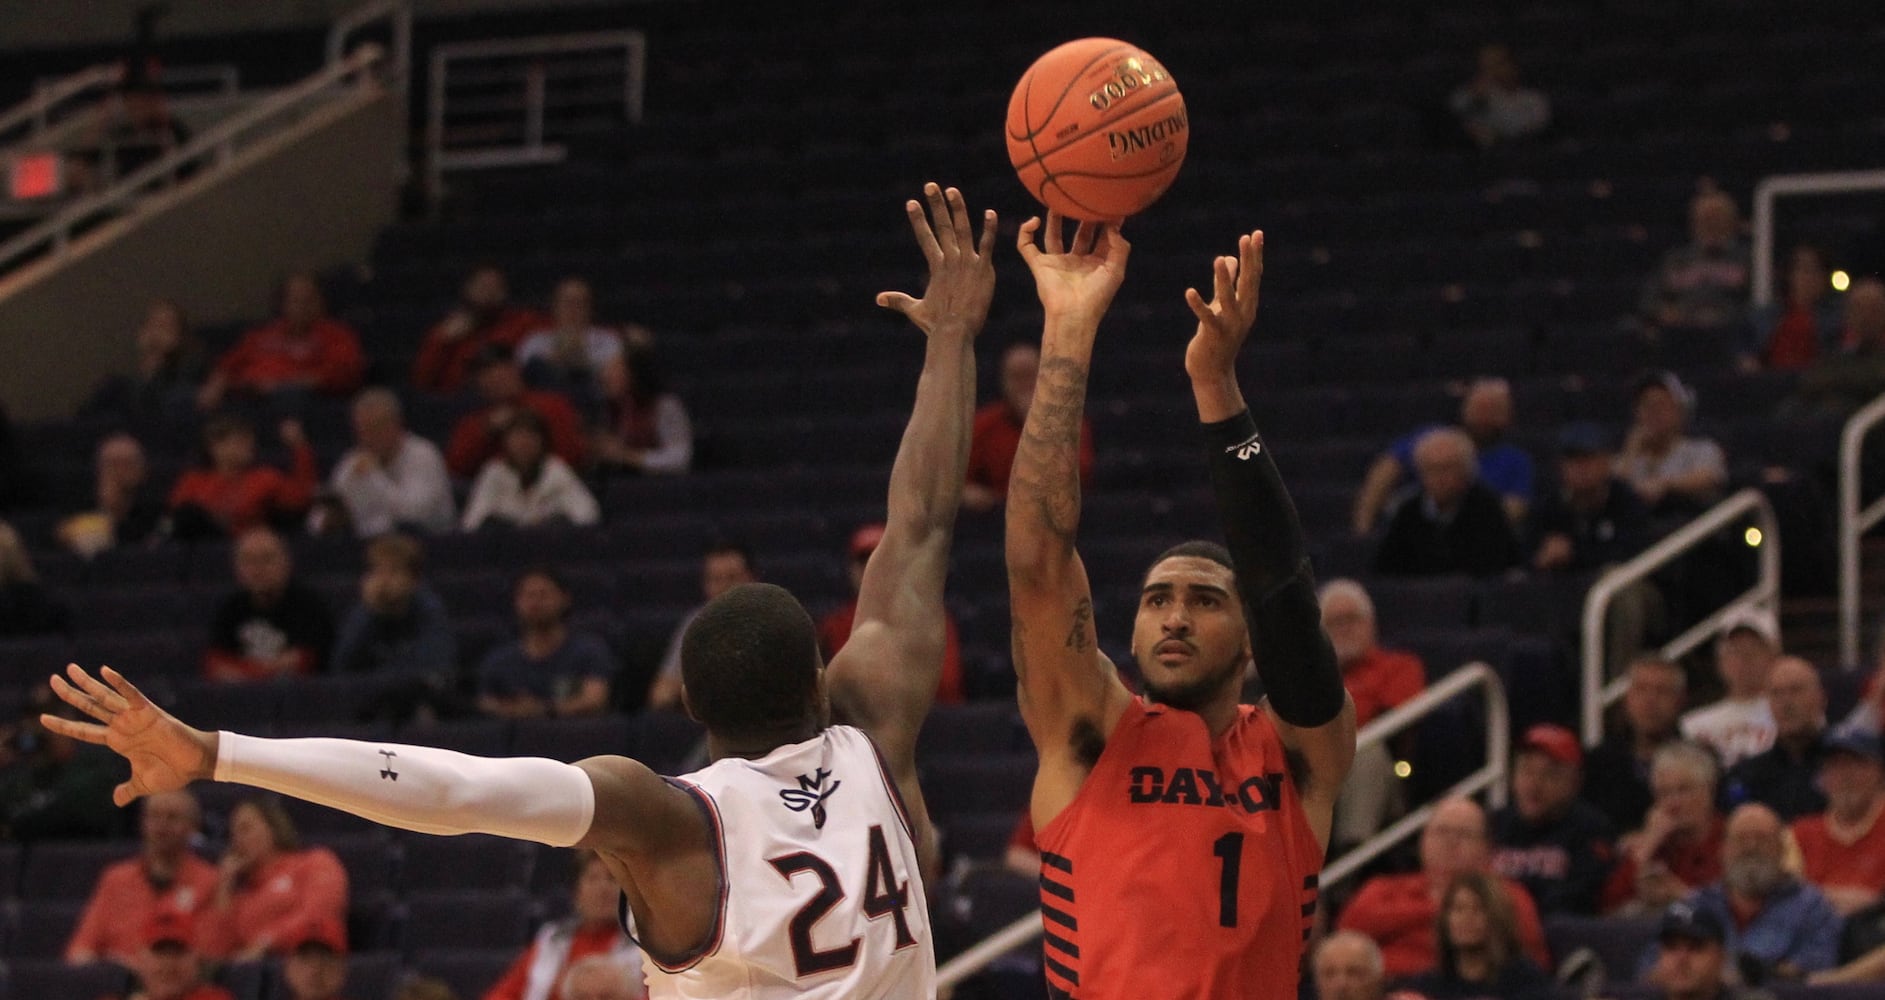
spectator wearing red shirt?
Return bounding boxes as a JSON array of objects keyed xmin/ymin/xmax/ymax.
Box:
[
  {"xmin": 68, "ymin": 790, "xmax": 221, "ymax": 965},
  {"xmin": 201, "ymin": 798, "xmax": 348, "ymax": 960},
  {"xmin": 1318, "ymin": 578, "xmax": 1424, "ymax": 849},
  {"xmin": 1335, "ymin": 797, "xmax": 1549, "ymax": 978},
  {"xmin": 1603, "ymin": 741, "xmax": 1725, "ymax": 915},
  {"xmin": 485, "ymin": 851, "xmax": 645, "ymax": 1000},
  {"xmin": 413, "ymin": 265, "xmax": 545, "ymax": 393},
  {"xmin": 962, "ymin": 343, "xmax": 1093, "ymax": 512},
  {"xmin": 446, "ymin": 344, "xmax": 587, "ymax": 477},
  {"xmin": 279, "ymin": 915, "xmax": 352, "ymax": 1000},
  {"xmin": 1793, "ymin": 728, "xmax": 1885, "ymax": 917},
  {"xmin": 117, "ymin": 909, "xmax": 235, "ymax": 1000},
  {"xmin": 1745, "ymin": 245, "xmax": 1844, "ymax": 372},
  {"xmin": 818, "ymin": 523, "xmax": 964, "ymax": 705},
  {"xmin": 197, "ymin": 275, "xmax": 365, "ymax": 411},
  {"xmin": 167, "ymin": 416, "xmax": 318, "ymax": 540}
]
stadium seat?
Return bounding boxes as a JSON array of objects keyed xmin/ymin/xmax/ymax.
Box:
[
  {"xmin": 18, "ymin": 842, "xmax": 122, "ymax": 901},
  {"xmin": 4, "ymin": 957, "xmax": 128, "ymax": 1000},
  {"xmin": 402, "ymin": 891, "xmax": 536, "ymax": 952},
  {"xmin": 400, "ymin": 833, "xmax": 536, "ymax": 894}
]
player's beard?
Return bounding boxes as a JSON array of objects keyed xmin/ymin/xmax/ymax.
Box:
[{"xmin": 1141, "ymin": 650, "xmax": 1246, "ymax": 712}]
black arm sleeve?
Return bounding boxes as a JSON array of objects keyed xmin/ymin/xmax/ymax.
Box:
[{"xmin": 1203, "ymin": 410, "xmax": 1346, "ymax": 727}]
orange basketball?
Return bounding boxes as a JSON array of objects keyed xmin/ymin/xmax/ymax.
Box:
[{"xmin": 1005, "ymin": 38, "xmax": 1189, "ymax": 223}]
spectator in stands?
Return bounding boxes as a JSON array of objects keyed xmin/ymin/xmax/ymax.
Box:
[
  {"xmin": 477, "ymin": 567, "xmax": 613, "ymax": 719},
  {"xmin": 1336, "ymin": 797, "xmax": 1549, "ymax": 979},
  {"xmin": 590, "ymin": 333, "xmax": 693, "ymax": 477},
  {"xmin": 330, "ymin": 388, "xmax": 455, "ymax": 537},
  {"xmin": 1617, "ymin": 371, "xmax": 1728, "ymax": 519},
  {"xmin": 446, "ymin": 344, "xmax": 588, "ymax": 478},
  {"xmin": 1586, "ymin": 656, "xmax": 1688, "ymax": 833},
  {"xmin": 0, "ymin": 520, "xmax": 70, "ymax": 636},
  {"xmin": 196, "ymin": 275, "xmax": 365, "ymax": 411},
  {"xmin": 1726, "ymin": 657, "xmax": 1827, "ymax": 820},
  {"xmin": 962, "ymin": 343, "xmax": 1094, "ymax": 512},
  {"xmin": 1402, "ymin": 871, "xmax": 1554, "ymax": 1000},
  {"xmin": 1372, "ymin": 428, "xmax": 1521, "ymax": 577},
  {"xmin": 558, "ymin": 956, "xmax": 642, "ymax": 1000},
  {"xmin": 1643, "ymin": 903, "xmax": 1751, "ymax": 1000},
  {"xmin": 1490, "ymin": 724, "xmax": 1617, "ymax": 916},
  {"xmin": 1639, "ymin": 189, "xmax": 1751, "ymax": 336},
  {"xmin": 818, "ymin": 523, "xmax": 964, "ymax": 705},
  {"xmin": 0, "ymin": 693, "xmax": 122, "ymax": 840},
  {"xmin": 517, "ymin": 278, "xmax": 622, "ymax": 407},
  {"xmin": 1353, "ymin": 378, "xmax": 1534, "ymax": 535},
  {"xmin": 1792, "ymin": 277, "xmax": 1885, "ymax": 418},
  {"xmin": 1447, "ymin": 43, "xmax": 1551, "ymax": 148},
  {"xmin": 1532, "ymin": 421, "xmax": 1660, "ymax": 672},
  {"xmin": 120, "ymin": 910, "xmax": 233, "ymax": 1000},
  {"xmin": 1603, "ymin": 741, "xmax": 1725, "ymax": 915},
  {"xmin": 202, "ymin": 797, "xmax": 347, "ymax": 960},
  {"xmin": 485, "ymin": 850, "xmax": 645, "ymax": 1000},
  {"xmin": 412, "ymin": 265, "xmax": 545, "ymax": 393},
  {"xmin": 646, "ymin": 542, "xmax": 758, "ymax": 711},
  {"xmin": 68, "ymin": 790, "xmax": 220, "ymax": 966},
  {"xmin": 203, "ymin": 527, "xmax": 334, "ymax": 682},
  {"xmin": 1744, "ymin": 245, "xmax": 1843, "ymax": 372},
  {"xmin": 167, "ymin": 416, "xmax": 318, "ymax": 540},
  {"xmin": 461, "ymin": 409, "xmax": 601, "ymax": 531},
  {"xmin": 60, "ymin": 434, "xmax": 166, "ymax": 558},
  {"xmin": 1641, "ymin": 803, "xmax": 1841, "ymax": 982},
  {"xmin": 1312, "ymin": 930, "xmax": 1387, "ymax": 1000},
  {"xmin": 1318, "ymin": 578, "xmax": 1424, "ymax": 849},
  {"xmin": 278, "ymin": 916, "xmax": 349, "ymax": 1000},
  {"xmin": 332, "ymin": 533, "xmax": 455, "ymax": 679},
  {"xmin": 1792, "ymin": 728, "xmax": 1885, "ymax": 917},
  {"xmin": 82, "ymin": 299, "xmax": 207, "ymax": 424},
  {"xmin": 1681, "ymin": 609, "xmax": 1781, "ymax": 768}
]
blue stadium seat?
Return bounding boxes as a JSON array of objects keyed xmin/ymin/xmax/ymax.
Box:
[
  {"xmin": 399, "ymin": 718, "xmax": 511, "ymax": 757},
  {"xmin": 4, "ymin": 958, "xmax": 128, "ymax": 1000},
  {"xmin": 19, "ymin": 842, "xmax": 125, "ymax": 902},
  {"xmin": 3, "ymin": 899, "xmax": 88, "ymax": 958},
  {"xmin": 401, "ymin": 833, "xmax": 535, "ymax": 894},
  {"xmin": 1368, "ymin": 576, "xmax": 1479, "ymax": 634},
  {"xmin": 402, "ymin": 891, "xmax": 536, "ymax": 953},
  {"xmin": 1544, "ymin": 915, "xmax": 1657, "ymax": 986},
  {"xmin": 510, "ymin": 714, "xmax": 635, "ymax": 762},
  {"xmin": 921, "ymin": 754, "xmax": 1035, "ymax": 825}
]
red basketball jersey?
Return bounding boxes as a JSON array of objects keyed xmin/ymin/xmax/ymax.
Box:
[{"xmin": 1035, "ymin": 697, "xmax": 1322, "ymax": 999}]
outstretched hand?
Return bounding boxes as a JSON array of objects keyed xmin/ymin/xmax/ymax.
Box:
[
  {"xmin": 877, "ymin": 183, "xmax": 997, "ymax": 336},
  {"xmin": 1184, "ymin": 229, "xmax": 1265, "ymax": 381},
  {"xmin": 42, "ymin": 665, "xmax": 215, "ymax": 806},
  {"xmin": 1016, "ymin": 211, "xmax": 1131, "ymax": 327}
]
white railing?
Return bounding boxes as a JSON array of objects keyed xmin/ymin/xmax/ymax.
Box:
[
  {"xmin": 0, "ymin": 64, "xmax": 122, "ymax": 145},
  {"xmin": 1751, "ymin": 170, "xmax": 1885, "ymax": 309},
  {"xmin": 1840, "ymin": 394, "xmax": 1885, "ymax": 665},
  {"xmin": 935, "ymin": 663, "xmax": 1510, "ymax": 990},
  {"xmin": 1580, "ymin": 488, "xmax": 1780, "ymax": 746},
  {"xmin": 327, "ymin": 0, "xmax": 413, "ymax": 94},
  {"xmin": 0, "ymin": 45, "xmax": 385, "ymax": 275},
  {"xmin": 425, "ymin": 30, "xmax": 646, "ymax": 204}
]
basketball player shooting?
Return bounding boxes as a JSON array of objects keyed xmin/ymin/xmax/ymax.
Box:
[
  {"xmin": 1006, "ymin": 213, "xmax": 1357, "ymax": 999},
  {"xmin": 41, "ymin": 183, "xmax": 999, "ymax": 1000}
]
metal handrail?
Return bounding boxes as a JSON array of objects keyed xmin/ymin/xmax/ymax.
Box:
[
  {"xmin": 1751, "ymin": 170, "xmax": 1885, "ymax": 309},
  {"xmin": 0, "ymin": 64, "xmax": 122, "ymax": 142},
  {"xmin": 935, "ymin": 663, "xmax": 1510, "ymax": 990},
  {"xmin": 1839, "ymin": 394, "xmax": 1885, "ymax": 665},
  {"xmin": 0, "ymin": 46, "xmax": 384, "ymax": 274},
  {"xmin": 327, "ymin": 0, "xmax": 413, "ymax": 92},
  {"xmin": 1579, "ymin": 488, "xmax": 1780, "ymax": 746}
]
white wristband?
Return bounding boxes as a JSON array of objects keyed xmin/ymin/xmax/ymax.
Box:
[{"xmin": 215, "ymin": 732, "xmax": 597, "ymax": 847}]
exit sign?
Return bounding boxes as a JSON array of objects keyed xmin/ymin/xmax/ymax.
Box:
[{"xmin": 9, "ymin": 152, "xmax": 63, "ymax": 200}]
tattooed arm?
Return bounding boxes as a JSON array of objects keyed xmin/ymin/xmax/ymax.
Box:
[{"xmin": 1006, "ymin": 212, "xmax": 1136, "ymax": 829}]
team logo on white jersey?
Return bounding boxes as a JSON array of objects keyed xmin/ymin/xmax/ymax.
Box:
[{"xmin": 779, "ymin": 767, "xmax": 842, "ymax": 829}]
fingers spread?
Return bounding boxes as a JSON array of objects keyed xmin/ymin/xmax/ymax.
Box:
[
  {"xmin": 113, "ymin": 781, "xmax": 141, "ymax": 808},
  {"xmin": 100, "ymin": 666, "xmax": 149, "ymax": 711},
  {"xmin": 944, "ymin": 187, "xmax": 973, "ymax": 246},
  {"xmin": 69, "ymin": 663, "xmax": 129, "ymax": 715},
  {"xmin": 1071, "ymin": 220, "xmax": 1097, "ymax": 257},
  {"xmin": 40, "ymin": 713, "xmax": 110, "ymax": 746},
  {"xmin": 1213, "ymin": 255, "xmax": 1234, "ymax": 307},
  {"xmin": 876, "ymin": 291, "xmax": 917, "ymax": 315},
  {"xmin": 1184, "ymin": 287, "xmax": 1214, "ymax": 324},
  {"xmin": 923, "ymin": 184, "xmax": 957, "ymax": 255},
  {"xmin": 977, "ymin": 209, "xmax": 999, "ymax": 259},
  {"xmin": 1043, "ymin": 210, "xmax": 1065, "ymax": 255},
  {"xmin": 49, "ymin": 674, "xmax": 113, "ymax": 725},
  {"xmin": 904, "ymin": 199, "xmax": 942, "ymax": 263},
  {"xmin": 1017, "ymin": 216, "xmax": 1042, "ymax": 259}
]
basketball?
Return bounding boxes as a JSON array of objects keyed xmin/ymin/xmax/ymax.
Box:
[{"xmin": 1005, "ymin": 38, "xmax": 1189, "ymax": 223}]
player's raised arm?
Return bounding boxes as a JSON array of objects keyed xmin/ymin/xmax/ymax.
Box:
[
  {"xmin": 1006, "ymin": 213, "xmax": 1135, "ymax": 775},
  {"xmin": 41, "ymin": 665, "xmax": 704, "ymax": 858},
  {"xmin": 825, "ymin": 184, "xmax": 994, "ymax": 867},
  {"xmin": 1183, "ymin": 231, "xmax": 1356, "ymax": 847}
]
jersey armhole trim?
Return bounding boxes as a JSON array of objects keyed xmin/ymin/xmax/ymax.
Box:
[
  {"xmin": 859, "ymin": 728, "xmax": 916, "ymax": 843},
  {"xmin": 623, "ymin": 776, "xmax": 729, "ymax": 975}
]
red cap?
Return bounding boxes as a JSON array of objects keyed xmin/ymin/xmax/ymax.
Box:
[
  {"xmin": 1518, "ymin": 723, "xmax": 1582, "ymax": 768},
  {"xmin": 284, "ymin": 914, "xmax": 348, "ymax": 956},
  {"xmin": 848, "ymin": 523, "xmax": 886, "ymax": 560},
  {"xmin": 144, "ymin": 909, "xmax": 195, "ymax": 950}
]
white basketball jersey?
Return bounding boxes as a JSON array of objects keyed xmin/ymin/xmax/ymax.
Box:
[{"xmin": 634, "ymin": 725, "xmax": 934, "ymax": 999}]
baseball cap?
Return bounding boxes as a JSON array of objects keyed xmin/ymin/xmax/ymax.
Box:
[
  {"xmin": 283, "ymin": 914, "xmax": 348, "ymax": 956},
  {"xmin": 1718, "ymin": 606, "xmax": 1780, "ymax": 646},
  {"xmin": 1517, "ymin": 723, "xmax": 1583, "ymax": 768},
  {"xmin": 1659, "ymin": 901, "xmax": 1725, "ymax": 945},
  {"xmin": 1556, "ymin": 422, "xmax": 1611, "ymax": 457},
  {"xmin": 144, "ymin": 909, "xmax": 195, "ymax": 951},
  {"xmin": 848, "ymin": 523, "xmax": 886, "ymax": 560},
  {"xmin": 1823, "ymin": 727, "xmax": 1884, "ymax": 765}
]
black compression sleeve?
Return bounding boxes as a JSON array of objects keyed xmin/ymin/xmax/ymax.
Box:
[{"xmin": 1203, "ymin": 409, "xmax": 1346, "ymax": 727}]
